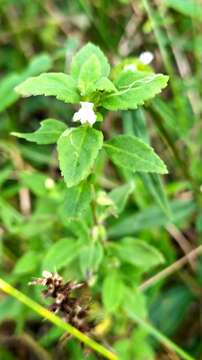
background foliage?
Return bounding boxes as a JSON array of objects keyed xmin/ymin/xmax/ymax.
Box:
[{"xmin": 0, "ymin": 0, "xmax": 202, "ymax": 359}]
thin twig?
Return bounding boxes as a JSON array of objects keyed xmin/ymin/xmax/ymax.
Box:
[
  {"xmin": 9, "ymin": 146, "xmax": 31, "ymax": 216},
  {"xmin": 140, "ymin": 245, "xmax": 202, "ymax": 291},
  {"xmin": 166, "ymin": 223, "xmax": 196, "ymax": 270}
]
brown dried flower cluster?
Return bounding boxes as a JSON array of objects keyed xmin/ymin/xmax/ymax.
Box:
[{"xmin": 29, "ymin": 271, "xmax": 94, "ymax": 335}]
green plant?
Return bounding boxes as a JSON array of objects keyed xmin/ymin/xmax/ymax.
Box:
[
  {"xmin": 2, "ymin": 42, "xmax": 190, "ymax": 359},
  {"xmin": 1, "ymin": 1, "xmax": 202, "ymax": 359}
]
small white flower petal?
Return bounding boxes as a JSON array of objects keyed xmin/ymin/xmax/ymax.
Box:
[
  {"xmin": 139, "ymin": 51, "xmax": 154, "ymax": 65},
  {"xmin": 88, "ymin": 112, "xmax": 96, "ymax": 125},
  {"xmin": 72, "ymin": 101, "xmax": 96, "ymax": 126},
  {"xmin": 72, "ymin": 111, "xmax": 80, "ymax": 122},
  {"xmin": 80, "ymin": 101, "xmax": 94, "ymax": 110},
  {"xmin": 124, "ymin": 64, "xmax": 137, "ymax": 72}
]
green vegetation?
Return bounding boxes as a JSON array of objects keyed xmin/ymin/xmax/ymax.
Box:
[{"xmin": 0, "ymin": 1, "xmax": 202, "ymax": 359}]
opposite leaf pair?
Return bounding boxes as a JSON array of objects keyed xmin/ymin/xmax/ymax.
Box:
[
  {"xmin": 15, "ymin": 42, "xmax": 169, "ymax": 114},
  {"xmin": 13, "ymin": 42, "xmax": 168, "ymax": 188},
  {"xmin": 15, "ymin": 43, "xmax": 114, "ymax": 115},
  {"xmin": 13, "ymin": 121, "xmax": 167, "ymax": 188}
]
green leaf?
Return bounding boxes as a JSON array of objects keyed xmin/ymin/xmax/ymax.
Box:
[
  {"xmin": 131, "ymin": 328, "xmax": 155, "ymax": 360},
  {"xmin": 0, "ymin": 74, "xmax": 21, "ymax": 113},
  {"xmin": 102, "ymin": 73, "xmax": 169, "ymax": 110},
  {"xmin": 42, "ymin": 238, "xmax": 81, "ymax": 271},
  {"xmin": 0, "ymin": 166, "xmax": 12, "ymax": 187},
  {"xmin": 122, "ymin": 109, "xmax": 150, "ymax": 148},
  {"xmin": 0, "ymin": 199, "xmax": 23, "ymax": 232},
  {"xmin": 71, "ymin": 42, "xmax": 110, "ymax": 80},
  {"xmin": 0, "ymin": 297, "xmax": 22, "ymax": 322},
  {"xmin": 17, "ymin": 215, "xmax": 54, "ymax": 239},
  {"xmin": 124, "ymin": 287, "xmax": 147, "ymax": 320},
  {"xmin": 109, "ymin": 182, "xmax": 134, "ymax": 214},
  {"xmin": 61, "ymin": 181, "xmax": 91, "ymax": 218},
  {"xmin": 15, "ymin": 73, "xmax": 80, "ymax": 104},
  {"xmin": 19, "ymin": 171, "xmax": 52, "ymax": 196},
  {"xmin": 12, "ymin": 119, "xmax": 67, "ymax": 144},
  {"xmin": 57, "ymin": 126, "xmax": 103, "ymax": 187},
  {"xmin": 0, "ymin": 54, "xmax": 52, "ymax": 113},
  {"xmin": 114, "ymin": 339, "xmax": 131, "ymax": 360},
  {"xmin": 102, "ymin": 271, "xmax": 124, "ymax": 313},
  {"xmin": 150, "ymin": 285, "xmax": 193, "ymax": 336},
  {"xmin": 108, "ymin": 199, "xmax": 196, "ymax": 238},
  {"xmin": 14, "ymin": 251, "xmax": 39, "ymax": 275},
  {"xmin": 140, "ymin": 173, "xmax": 171, "ymax": 217},
  {"xmin": 115, "ymin": 71, "xmax": 149, "ymax": 87},
  {"xmin": 151, "ymin": 98, "xmax": 180, "ymax": 136},
  {"xmin": 79, "ymin": 242, "xmax": 104, "ymax": 276},
  {"xmin": 78, "ymin": 55, "xmax": 101, "ymax": 96},
  {"xmin": 165, "ymin": 0, "xmax": 202, "ymax": 20},
  {"xmin": 116, "ymin": 237, "xmax": 164, "ymax": 271},
  {"xmin": 94, "ymin": 77, "xmax": 117, "ymax": 93},
  {"xmin": 61, "ymin": 218, "xmax": 90, "ymax": 243},
  {"xmin": 23, "ymin": 54, "xmax": 53, "ymax": 77},
  {"xmin": 122, "ymin": 109, "xmax": 170, "ymax": 216},
  {"xmin": 104, "ymin": 135, "xmax": 167, "ymax": 174}
]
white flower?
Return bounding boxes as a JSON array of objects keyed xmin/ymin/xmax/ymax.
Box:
[
  {"xmin": 124, "ymin": 63, "xmax": 137, "ymax": 72},
  {"xmin": 73, "ymin": 101, "xmax": 96, "ymax": 126},
  {"xmin": 139, "ymin": 51, "xmax": 154, "ymax": 65}
]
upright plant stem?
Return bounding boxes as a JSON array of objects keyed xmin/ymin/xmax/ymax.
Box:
[{"xmin": 0, "ymin": 278, "xmax": 118, "ymax": 360}]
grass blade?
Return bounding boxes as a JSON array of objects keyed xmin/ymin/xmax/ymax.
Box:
[
  {"xmin": 0, "ymin": 278, "xmax": 118, "ymax": 360},
  {"xmin": 130, "ymin": 313, "xmax": 196, "ymax": 360}
]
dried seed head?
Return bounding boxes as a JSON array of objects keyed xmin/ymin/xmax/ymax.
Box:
[
  {"xmin": 42, "ymin": 270, "xmax": 52, "ymax": 279},
  {"xmin": 29, "ymin": 271, "xmax": 94, "ymax": 339}
]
